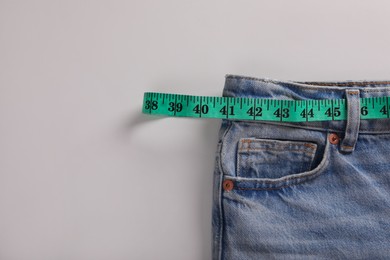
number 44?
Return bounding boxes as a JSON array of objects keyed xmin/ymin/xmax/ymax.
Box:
[{"xmin": 300, "ymin": 108, "xmax": 314, "ymax": 118}]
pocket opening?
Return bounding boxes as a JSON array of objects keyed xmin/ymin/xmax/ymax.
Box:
[{"xmin": 237, "ymin": 138, "xmax": 319, "ymax": 179}]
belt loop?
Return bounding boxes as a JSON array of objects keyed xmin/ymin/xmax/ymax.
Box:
[{"xmin": 340, "ymin": 89, "xmax": 361, "ymax": 153}]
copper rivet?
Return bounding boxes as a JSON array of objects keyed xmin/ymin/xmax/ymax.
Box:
[
  {"xmin": 223, "ymin": 180, "xmax": 234, "ymax": 191},
  {"xmin": 329, "ymin": 133, "xmax": 340, "ymax": 145}
]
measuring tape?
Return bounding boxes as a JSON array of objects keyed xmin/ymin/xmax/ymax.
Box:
[{"xmin": 142, "ymin": 92, "xmax": 390, "ymax": 122}]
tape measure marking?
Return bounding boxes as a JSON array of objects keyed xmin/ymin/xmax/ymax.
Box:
[{"xmin": 142, "ymin": 92, "xmax": 390, "ymax": 122}]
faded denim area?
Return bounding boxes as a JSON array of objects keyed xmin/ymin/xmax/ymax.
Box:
[
  {"xmin": 212, "ymin": 75, "xmax": 390, "ymax": 259},
  {"xmin": 237, "ymin": 137, "xmax": 318, "ymax": 179}
]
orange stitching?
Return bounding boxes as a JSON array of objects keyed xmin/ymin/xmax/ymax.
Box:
[
  {"xmin": 240, "ymin": 140, "xmax": 317, "ymax": 150},
  {"xmin": 238, "ymin": 148, "xmax": 316, "ymax": 155},
  {"xmin": 247, "ymin": 139, "xmax": 251, "ymax": 152},
  {"xmin": 303, "ymin": 143, "xmax": 317, "ymax": 149}
]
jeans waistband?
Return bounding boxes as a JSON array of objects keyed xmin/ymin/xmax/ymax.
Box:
[{"xmin": 222, "ymin": 74, "xmax": 390, "ymax": 134}]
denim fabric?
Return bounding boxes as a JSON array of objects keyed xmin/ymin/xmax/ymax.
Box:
[{"xmin": 212, "ymin": 75, "xmax": 390, "ymax": 259}]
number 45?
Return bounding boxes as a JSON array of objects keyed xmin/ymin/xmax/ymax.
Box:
[{"xmin": 325, "ymin": 107, "xmax": 340, "ymax": 117}]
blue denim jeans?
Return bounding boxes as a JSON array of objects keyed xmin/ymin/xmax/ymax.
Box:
[{"xmin": 212, "ymin": 75, "xmax": 390, "ymax": 259}]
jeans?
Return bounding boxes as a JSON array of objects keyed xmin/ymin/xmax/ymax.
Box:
[{"xmin": 212, "ymin": 75, "xmax": 390, "ymax": 259}]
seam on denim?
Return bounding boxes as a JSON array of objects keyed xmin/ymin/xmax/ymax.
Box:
[
  {"xmin": 217, "ymin": 120, "xmax": 235, "ymax": 260},
  {"xmin": 220, "ymin": 120, "xmax": 233, "ymax": 178},
  {"xmin": 234, "ymin": 164, "xmax": 327, "ymax": 191},
  {"xmin": 239, "ymin": 144, "xmax": 317, "ymax": 151},
  {"xmin": 360, "ymin": 129, "xmax": 390, "ymax": 134},
  {"xmin": 279, "ymin": 124, "xmax": 340, "ymax": 133},
  {"xmin": 235, "ymin": 170, "xmax": 322, "ymax": 190},
  {"xmin": 237, "ymin": 184, "xmax": 292, "ymax": 191},
  {"xmin": 216, "ymin": 134, "xmax": 226, "ymax": 260},
  {"xmin": 238, "ymin": 148, "xmax": 316, "ymax": 155},
  {"xmin": 233, "ymin": 164, "xmax": 323, "ymax": 184},
  {"xmin": 226, "ymin": 84, "xmax": 389, "ymax": 96},
  {"xmin": 277, "ymin": 122, "xmax": 390, "ymax": 134},
  {"xmin": 304, "ymin": 143, "xmax": 317, "ymax": 149},
  {"xmin": 225, "ymin": 75, "xmax": 390, "ymax": 87},
  {"xmin": 236, "ymin": 142, "xmax": 242, "ymax": 177},
  {"xmin": 246, "ymin": 138, "xmax": 251, "ymax": 153},
  {"xmin": 239, "ymin": 138, "xmax": 317, "ymax": 150},
  {"xmin": 230, "ymin": 119, "xmax": 390, "ymax": 134},
  {"xmin": 235, "ymin": 164, "xmax": 328, "ymax": 190},
  {"xmin": 361, "ymin": 89, "xmax": 390, "ymax": 93},
  {"xmin": 225, "ymin": 86, "xmax": 390, "ymax": 94},
  {"xmin": 244, "ymin": 158, "xmax": 314, "ymax": 165},
  {"xmin": 301, "ymin": 82, "xmax": 390, "ymax": 86},
  {"xmin": 232, "ymin": 120, "xmax": 342, "ymax": 133}
]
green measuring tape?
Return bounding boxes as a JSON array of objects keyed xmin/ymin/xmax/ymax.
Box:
[{"xmin": 142, "ymin": 92, "xmax": 390, "ymax": 122}]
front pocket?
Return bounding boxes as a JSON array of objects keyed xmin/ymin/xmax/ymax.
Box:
[{"xmin": 237, "ymin": 138, "xmax": 318, "ymax": 179}]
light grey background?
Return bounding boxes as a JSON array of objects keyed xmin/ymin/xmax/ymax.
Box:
[{"xmin": 1, "ymin": 1, "xmax": 390, "ymax": 259}]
